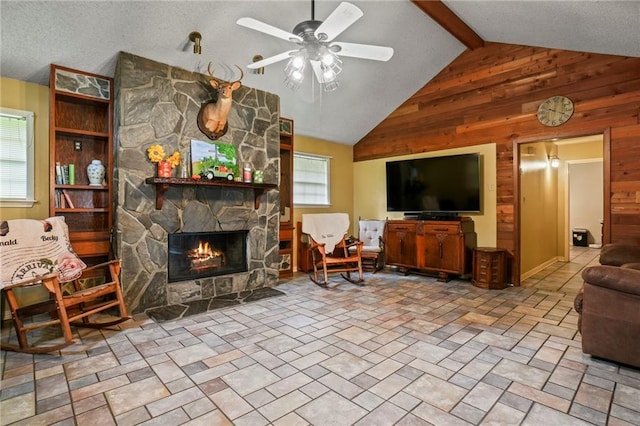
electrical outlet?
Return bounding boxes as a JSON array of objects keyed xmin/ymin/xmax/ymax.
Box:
[{"xmin": 74, "ymin": 141, "xmax": 82, "ymax": 151}]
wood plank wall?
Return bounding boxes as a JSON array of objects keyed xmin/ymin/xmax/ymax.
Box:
[
  {"xmin": 354, "ymin": 42, "xmax": 640, "ymax": 282},
  {"xmin": 609, "ymin": 125, "xmax": 640, "ymax": 244}
]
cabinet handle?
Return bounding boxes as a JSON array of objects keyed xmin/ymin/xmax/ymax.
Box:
[
  {"xmin": 439, "ymin": 242, "xmax": 443, "ymax": 258},
  {"xmin": 434, "ymin": 228, "xmax": 448, "ymax": 232}
]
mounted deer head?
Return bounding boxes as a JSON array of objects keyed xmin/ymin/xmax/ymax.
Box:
[{"xmin": 197, "ymin": 63, "xmax": 244, "ymax": 140}]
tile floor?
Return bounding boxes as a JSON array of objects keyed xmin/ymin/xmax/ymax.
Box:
[{"xmin": 2, "ymin": 246, "xmax": 639, "ymax": 425}]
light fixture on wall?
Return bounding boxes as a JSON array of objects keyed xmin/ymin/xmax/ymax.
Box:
[
  {"xmin": 189, "ymin": 32, "xmax": 202, "ymax": 55},
  {"xmin": 252, "ymin": 55, "xmax": 265, "ymax": 75},
  {"xmin": 549, "ymin": 154, "xmax": 561, "ymax": 168}
]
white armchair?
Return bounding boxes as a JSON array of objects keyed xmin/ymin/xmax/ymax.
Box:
[{"xmin": 349, "ymin": 218, "xmax": 387, "ymax": 272}]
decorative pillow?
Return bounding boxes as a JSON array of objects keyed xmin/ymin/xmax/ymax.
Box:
[{"xmin": 0, "ymin": 217, "xmax": 86, "ymax": 286}]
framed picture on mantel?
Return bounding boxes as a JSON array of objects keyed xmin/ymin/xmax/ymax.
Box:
[{"xmin": 190, "ymin": 139, "xmax": 239, "ymax": 178}]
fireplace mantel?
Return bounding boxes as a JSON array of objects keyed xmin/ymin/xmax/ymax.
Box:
[{"xmin": 145, "ymin": 177, "xmax": 278, "ymax": 209}]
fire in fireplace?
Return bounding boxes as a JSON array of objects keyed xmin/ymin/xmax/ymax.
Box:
[{"xmin": 168, "ymin": 231, "xmax": 248, "ymax": 282}]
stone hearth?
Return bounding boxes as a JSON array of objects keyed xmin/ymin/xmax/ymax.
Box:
[{"xmin": 113, "ymin": 52, "xmax": 281, "ymax": 314}]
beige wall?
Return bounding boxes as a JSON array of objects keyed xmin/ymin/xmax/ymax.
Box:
[
  {"xmin": 520, "ymin": 142, "xmax": 560, "ymax": 276},
  {"xmin": 0, "ymin": 77, "xmax": 50, "ymax": 220},
  {"xmin": 352, "ymin": 143, "xmax": 497, "ymax": 248},
  {"xmin": 0, "ymin": 78, "xmax": 51, "ymax": 314},
  {"xmin": 293, "ymin": 135, "xmax": 354, "ymax": 269}
]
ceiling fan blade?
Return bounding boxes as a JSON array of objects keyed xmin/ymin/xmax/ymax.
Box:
[
  {"xmin": 247, "ymin": 50, "xmax": 297, "ymax": 69},
  {"xmin": 236, "ymin": 17, "xmax": 302, "ymax": 42},
  {"xmin": 314, "ymin": 2, "xmax": 363, "ymax": 42},
  {"xmin": 331, "ymin": 42, "xmax": 394, "ymax": 61}
]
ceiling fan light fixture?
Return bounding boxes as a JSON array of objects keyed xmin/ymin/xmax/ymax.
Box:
[
  {"xmin": 320, "ymin": 51, "xmax": 335, "ymax": 66},
  {"xmin": 237, "ymin": 1, "xmax": 393, "ymax": 92},
  {"xmin": 284, "ymin": 74, "xmax": 303, "ymax": 90},
  {"xmin": 318, "ymin": 61, "xmax": 340, "ymax": 91},
  {"xmin": 291, "ymin": 55, "xmax": 306, "ymax": 69},
  {"xmin": 284, "ymin": 54, "xmax": 306, "ymax": 90},
  {"xmin": 322, "ymin": 79, "xmax": 340, "ymax": 92}
]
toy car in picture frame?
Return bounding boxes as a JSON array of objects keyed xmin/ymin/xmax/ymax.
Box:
[{"xmin": 201, "ymin": 165, "xmax": 235, "ymax": 181}]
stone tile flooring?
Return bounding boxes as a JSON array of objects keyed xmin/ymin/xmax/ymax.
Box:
[{"xmin": 2, "ymin": 246, "xmax": 640, "ymax": 425}]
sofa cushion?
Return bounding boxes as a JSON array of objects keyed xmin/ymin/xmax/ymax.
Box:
[{"xmin": 599, "ymin": 244, "xmax": 640, "ymax": 266}]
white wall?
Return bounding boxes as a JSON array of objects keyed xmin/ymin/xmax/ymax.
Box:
[{"xmin": 569, "ymin": 161, "xmax": 603, "ymax": 245}]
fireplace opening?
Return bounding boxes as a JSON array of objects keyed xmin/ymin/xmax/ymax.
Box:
[{"xmin": 168, "ymin": 231, "xmax": 248, "ymax": 282}]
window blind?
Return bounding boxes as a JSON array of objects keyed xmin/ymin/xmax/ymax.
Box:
[{"xmin": 293, "ymin": 153, "xmax": 330, "ymax": 206}]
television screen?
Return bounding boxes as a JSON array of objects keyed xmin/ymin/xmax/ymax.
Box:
[{"xmin": 386, "ymin": 153, "xmax": 481, "ymax": 214}]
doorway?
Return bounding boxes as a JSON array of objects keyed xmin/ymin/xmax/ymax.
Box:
[{"xmin": 518, "ymin": 135, "xmax": 603, "ymax": 280}]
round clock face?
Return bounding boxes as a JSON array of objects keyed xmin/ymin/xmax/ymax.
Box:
[{"xmin": 537, "ymin": 96, "xmax": 574, "ymax": 127}]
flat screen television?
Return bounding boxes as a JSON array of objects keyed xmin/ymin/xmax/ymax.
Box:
[{"xmin": 386, "ymin": 153, "xmax": 481, "ymax": 215}]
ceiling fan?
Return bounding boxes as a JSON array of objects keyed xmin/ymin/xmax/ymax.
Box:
[{"xmin": 236, "ymin": 1, "xmax": 394, "ymax": 91}]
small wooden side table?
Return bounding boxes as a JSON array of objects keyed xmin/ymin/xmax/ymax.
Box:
[{"xmin": 472, "ymin": 247, "xmax": 507, "ymax": 289}]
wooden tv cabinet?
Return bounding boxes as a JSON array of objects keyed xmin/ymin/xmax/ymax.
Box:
[{"xmin": 385, "ymin": 217, "xmax": 477, "ymax": 282}]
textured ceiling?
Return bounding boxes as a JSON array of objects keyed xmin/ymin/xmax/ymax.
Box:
[{"xmin": 1, "ymin": 1, "xmax": 638, "ymax": 145}]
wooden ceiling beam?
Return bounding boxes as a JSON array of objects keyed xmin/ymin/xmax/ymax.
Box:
[{"xmin": 412, "ymin": 0, "xmax": 484, "ymax": 50}]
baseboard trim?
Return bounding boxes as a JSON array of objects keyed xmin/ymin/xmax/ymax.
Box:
[{"xmin": 520, "ymin": 256, "xmax": 563, "ymax": 281}]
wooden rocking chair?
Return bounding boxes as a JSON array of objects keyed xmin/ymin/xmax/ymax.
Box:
[
  {"xmin": 302, "ymin": 213, "xmax": 364, "ymax": 288},
  {"xmin": 1, "ymin": 217, "xmax": 130, "ymax": 353}
]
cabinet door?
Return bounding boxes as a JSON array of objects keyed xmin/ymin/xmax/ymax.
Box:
[
  {"xmin": 386, "ymin": 228, "xmax": 417, "ymax": 268},
  {"xmin": 439, "ymin": 234, "xmax": 465, "ymax": 273},
  {"xmin": 417, "ymin": 233, "xmax": 441, "ymax": 270},
  {"xmin": 418, "ymin": 233, "xmax": 464, "ymax": 273}
]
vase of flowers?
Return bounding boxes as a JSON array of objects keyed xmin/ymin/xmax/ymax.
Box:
[{"xmin": 147, "ymin": 144, "xmax": 181, "ymax": 178}]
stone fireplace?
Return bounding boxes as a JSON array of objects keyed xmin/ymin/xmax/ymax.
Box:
[{"xmin": 113, "ymin": 52, "xmax": 281, "ymax": 314}]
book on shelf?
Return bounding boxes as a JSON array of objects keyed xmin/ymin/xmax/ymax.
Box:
[
  {"xmin": 68, "ymin": 164, "xmax": 75, "ymax": 185},
  {"xmin": 55, "ymin": 189, "xmax": 68, "ymax": 208},
  {"xmin": 62, "ymin": 189, "xmax": 75, "ymax": 208},
  {"xmin": 55, "ymin": 163, "xmax": 76, "ymax": 185},
  {"xmin": 55, "ymin": 162, "xmax": 63, "ymax": 184}
]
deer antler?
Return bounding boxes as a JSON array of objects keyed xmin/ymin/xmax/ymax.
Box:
[
  {"xmin": 207, "ymin": 62, "xmax": 243, "ymax": 83},
  {"xmin": 233, "ymin": 65, "xmax": 244, "ymax": 84}
]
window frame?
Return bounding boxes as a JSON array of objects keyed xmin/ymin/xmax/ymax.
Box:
[
  {"xmin": 293, "ymin": 151, "xmax": 331, "ymax": 207},
  {"xmin": 0, "ymin": 107, "xmax": 36, "ymax": 207}
]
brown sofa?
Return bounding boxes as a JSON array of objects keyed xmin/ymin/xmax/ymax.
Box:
[{"xmin": 574, "ymin": 244, "xmax": 640, "ymax": 368}]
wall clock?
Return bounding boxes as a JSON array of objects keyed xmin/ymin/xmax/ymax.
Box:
[{"xmin": 537, "ymin": 96, "xmax": 574, "ymax": 127}]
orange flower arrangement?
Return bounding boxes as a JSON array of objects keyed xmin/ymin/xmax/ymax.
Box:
[
  {"xmin": 147, "ymin": 144, "xmax": 181, "ymax": 168},
  {"xmin": 147, "ymin": 144, "xmax": 181, "ymax": 178}
]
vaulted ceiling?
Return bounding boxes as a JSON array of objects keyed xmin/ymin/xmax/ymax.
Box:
[{"xmin": 1, "ymin": 1, "xmax": 638, "ymax": 145}]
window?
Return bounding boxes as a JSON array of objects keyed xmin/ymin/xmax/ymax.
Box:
[
  {"xmin": 293, "ymin": 152, "xmax": 330, "ymax": 206},
  {"xmin": 0, "ymin": 107, "xmax": 35, "ymax": 207}
]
